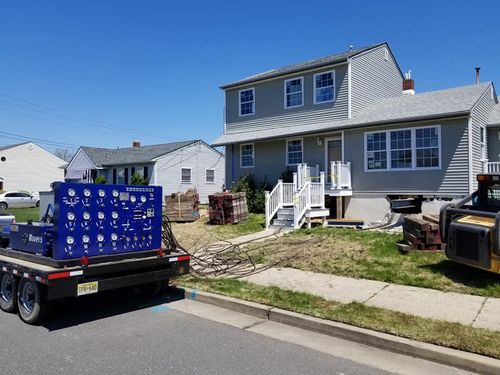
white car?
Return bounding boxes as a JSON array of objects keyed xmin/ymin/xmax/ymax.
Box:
[{"xmin": 0, "ymin": 191, "xmax": 40, "ymax": 210}]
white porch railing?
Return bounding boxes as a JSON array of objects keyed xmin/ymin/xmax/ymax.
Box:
[
  {"xmin": 331, "ymin": 161, "xmax": 352, "ymax": 190},
  {"xmin": 484, "ymin": 161, "xmax": 500, "ymax": 174},
  {"xmin": 294, "ymin": 181, "xmax": 310, "ymax": 229},
  {"xmin": 265, "ymin": 168, "xmax": 326, "ymax": 229}
]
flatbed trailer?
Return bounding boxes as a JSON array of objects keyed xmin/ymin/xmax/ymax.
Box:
[{"xmin": 0, "ymin": 248, "xmax": 190, "ymax": 324}]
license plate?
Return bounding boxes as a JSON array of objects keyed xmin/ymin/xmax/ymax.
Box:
[{"xmin": 77, "ymin": 281, "xmax": 99, "ymax": 296}]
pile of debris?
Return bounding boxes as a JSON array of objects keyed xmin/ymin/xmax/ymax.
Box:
[
  {"xmin": 164, "ymin": 189, "xmax": 200, "ymax": 222},
  {"xmin": 400, "ymin": 214, "xmax": 445, "ymax": 252},
  {"xmin": 208, "ymin": 192, "xmax": 248, "ymax": 225}
]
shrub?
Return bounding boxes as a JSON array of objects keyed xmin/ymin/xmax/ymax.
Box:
[
  {"xmin": 231, "ymin": 174, "xmax": 273, "ymax": 213},
  {"xmin": 94, "ymin": 175, "xmax": 107, "ymax": 184},
  {"xmin": 279, "ymin": 167, "xmax": 294, "ymax": 183},
  {"xmin": 130, "ymin": 173, "xmax": 149, "ymax": 185}
]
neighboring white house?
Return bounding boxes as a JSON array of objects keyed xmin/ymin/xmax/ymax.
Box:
[
  {"xmin": 65, "ymin": 140, "xmax": 225, "ymax": 203},
  {"xmin": 0, "ymin": 142, "xmax": 66, "ymax": 193}
]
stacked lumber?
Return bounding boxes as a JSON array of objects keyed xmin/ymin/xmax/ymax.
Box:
[
  {"xmin": 208, "ymin": 192, "xmax": 248, "ymax": 225},
  {"xmin": 164, "ymin": 189, "xmax": 200, "ymax": 222},
  {"xmin": 401, "ymin": 215, "xmax": 445, "ymax": 252}
]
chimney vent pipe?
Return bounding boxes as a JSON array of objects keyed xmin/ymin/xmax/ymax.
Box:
[{"xmin": 475, "ymin": 66, "xmax": 481, "ymax": 84}]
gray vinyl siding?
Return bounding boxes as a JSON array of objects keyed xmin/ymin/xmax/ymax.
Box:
[
  {"xmin": 224, "ymin": 64, "xmax": 349, "ymax": 133},
  {"xmin": 471, "ymin": 85, "xmax": 496, "ymax": 188},
  {"xmin": 350, "ymin": 45, "xmax": 403, "ymax": 118},
  {"xmin": 344, "ymin": 118, "xmax": 470, "ymax": 197},
  {"xmin": 226, "ymin": 133, "xmax": 340, "ymax": 186},
  {"xmin": 488, "ymin": 127, "xmax": 500, "ymax": 161}
]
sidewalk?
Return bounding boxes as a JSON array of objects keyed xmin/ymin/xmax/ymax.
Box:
[{"xmin": 242, "ymin": 267, "xmax": 500, "ymax": 332}]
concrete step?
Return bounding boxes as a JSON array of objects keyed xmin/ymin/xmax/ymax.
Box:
[
  {"xmin": 277, "ymin": 207, "xmax": 294, "ymax": 214},
  {"xmin": 277, "ymin": 212, "xmax": 294, "ymax": 220}
]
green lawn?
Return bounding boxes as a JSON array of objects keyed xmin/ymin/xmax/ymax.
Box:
[
  {"xmin": 244, "ymin": 227, "xmax": 500, "ymax": 298},
  {"xmin": 4, "ymin": 207, "xmax": 39, "ymax": 222},
  {"xmin": 178, "ymin": 277, "xmax": 500, "ymax": 359}
]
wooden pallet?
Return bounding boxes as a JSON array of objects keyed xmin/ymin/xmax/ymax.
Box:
[{"xmin": 164, "ymin": 189, "xmax": 200, "ymax": 222}]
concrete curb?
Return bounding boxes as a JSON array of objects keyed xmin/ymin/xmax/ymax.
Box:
[{"xmin": 182, "ymin": 287, "xmax": 500, "ymax": 375}]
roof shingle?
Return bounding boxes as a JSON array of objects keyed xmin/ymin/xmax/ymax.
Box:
[
  {"xmin": 82, "ymin": 141, "xmax": 198, "ymax": 167},
  {"xmin": 220, "ymin": 43, "xmax": 385, "ymax": 90}
]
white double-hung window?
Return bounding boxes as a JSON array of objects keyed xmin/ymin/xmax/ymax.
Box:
[
  {"xmin": 240, "ymin": 143, "xmax": 254, "ymax": 168},
  {"xmin": 287, "ymin": 139, "xmax": 303, "ymax": 165},
  {"xmin": 239, "ymin": 88, "xmax": 255, "ymax": 116},
  {"xmin": 365, "ymin": 125, "xmax": 441, "ymax": 171},
  {"xmin": 314, "ymin": 71, "xmax": 335, "ymax": 104},
  {"xmin": 284, "ymin": 77, "xmax": 303, "ymax": 108}
]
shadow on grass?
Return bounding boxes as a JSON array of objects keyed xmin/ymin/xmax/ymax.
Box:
[
  {"xmin": 42, "ymin": 286, "xmax": 185, "ymax": 331},
  {"xmin": 420, "ymin": 260, "xmax": 500, "ymax": 290}
]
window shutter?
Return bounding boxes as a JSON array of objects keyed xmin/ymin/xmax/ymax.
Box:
[
  {"xmin": 144, "ymin": 166, "xmax": 149, "ymax": 180},
  {"xmin": 124, "ymin": 168, "xmax": 129, "ymax": 184},
  {"xmin": 131, "ymin": 167, "xmax": 135, "ymax": 176},
  {"xmin": 113, "ymin": 169, "xmax": 117, "ymax": 184}
]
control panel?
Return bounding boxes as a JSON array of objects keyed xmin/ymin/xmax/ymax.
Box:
[{"xmin": 51, "ymin": 183, "xmax": 162, "ymax": 260}]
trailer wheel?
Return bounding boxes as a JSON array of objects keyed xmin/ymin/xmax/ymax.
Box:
[
  {"xmin": 0, "ymin": 272, "xmax": 17, "ymax": 313},
  {"xmin": 135, "ymin": 279, "xmax": 169, "ymax": 298},
  {"xmin": 17, "ymin": 279, "xmax": 48, "ymax": 325}
]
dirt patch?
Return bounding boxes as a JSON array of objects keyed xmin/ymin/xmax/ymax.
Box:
[{"xmin": 245, "ymin": 231, "xmax": 365, "ymax": 274}]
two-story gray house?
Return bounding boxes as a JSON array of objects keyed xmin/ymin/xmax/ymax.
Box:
[{"xmin": 213, "ymin": 42, "xmax": 500, "ymax": 226}]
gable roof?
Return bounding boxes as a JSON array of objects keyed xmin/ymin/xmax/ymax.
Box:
[
  {"xmin": 0, "ymin": 142, "xmax": 30, "ymax": 152},
  {"xmin": 212, "ymin": 82, "xmax": 492, "ymax": 146},
  {"xmin": 220, "ymin": 43, "xmax": 389, "ymax": 90},
  {"xmin": 487, "ymin": 104, "xmax": 500, "ymax": 126},
  {"xmin": 80, "ymin": 140, "xmax": 199, "ymax": 167}
]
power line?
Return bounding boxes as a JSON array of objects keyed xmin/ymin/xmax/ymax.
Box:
[
  {"xmin": 0, "ymin": 130, "xmax": 80, "ymax": 149},
  {"xmin": 0, "ymin": 91, "xmax": 169, "ymax": 140}
]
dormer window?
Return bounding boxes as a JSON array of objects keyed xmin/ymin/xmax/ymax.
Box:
[
  {"xmin": 314, "ymin": 71, "xmax": 335, "ymax": 104},
  {"xmin": 284, "ymin": 77, "xmax": 304, "ymax": 108},
  {"xmin": 239, "ymin": 88, "xmax": 255, "ymax": 116}
]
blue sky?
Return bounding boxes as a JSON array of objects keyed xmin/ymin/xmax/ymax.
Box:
[{"xmin": 1, "ymin": 0, "xmax": 499, "ymax": 153}]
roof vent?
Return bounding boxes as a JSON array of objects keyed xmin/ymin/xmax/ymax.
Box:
[
  {"xmin": 132, "ymin": 141, "xmax": 141, "ymax": 148},
  {"xmin": 475, "ymin": 66, "xmax": 481, "ymax": 84},
  {"xmin": 403, "ymin": 70, "xmax": 415, "ymax": 96}
]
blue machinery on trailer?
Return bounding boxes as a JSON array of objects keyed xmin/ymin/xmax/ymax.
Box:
[{"xmin": 9, "ymin": 183, "xmax": 163, "ymax": 260}]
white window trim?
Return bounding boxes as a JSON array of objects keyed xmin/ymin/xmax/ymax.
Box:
[
  {"xmin": 284, "ymin": 77, "xmax": 304, "ymax": 109},
  {"xmin": 180, "ymin": 167, "xmax": 192, "ymax": 184},
  {"xmin": 240, "ymin": 143, "xmax": 255, "ymax": 168},
  {"xmin": 239, "ymin": 88, "xmax": 255, "ymax": 117},
  {"xmin": 364, "ymin": 125, "xmax": 442, "ymax": 172},
  {"xmin": 286, "ymin": 138, "xmax": 304, "ymax": 166},
  {"xmin": 313, "ymin": 70, "xmax": 336, "ymax": 105},
  {"xmin": 205, "ymin": 169, "xmax": 215, "ymax": 184}
]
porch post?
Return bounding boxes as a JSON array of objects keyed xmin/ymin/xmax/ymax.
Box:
[
  {"xmin": 265, "ymin": 191, "xmax": 270, "ymax": 229},
  {"xmin": 293, "ymin": 172, "xmax": 298, "ymax": 191},
  {"xmin": 320, "ymin": 172, "xmax": 325, "ymax": 208}
]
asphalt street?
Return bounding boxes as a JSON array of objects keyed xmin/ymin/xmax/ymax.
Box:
[{"xmin": 0, "ymin": 288, "xmax": 475, "ymax": 375}]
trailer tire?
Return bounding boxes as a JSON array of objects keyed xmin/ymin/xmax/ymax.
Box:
[
  {"xmin": 0, "ymin": 272, "xmax": 17, "ymax": 313},
  {"xmin": 135, "ymin": 279, "xmax": 169, "ymax": 298},
  {"xmin": 17, "ymin": 279, "xmax": 48, "ymax": 325}
]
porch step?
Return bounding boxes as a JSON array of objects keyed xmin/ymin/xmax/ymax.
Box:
[
  {"xmin": 276, "ymin": 208, "xmax": 294, "ymax": 219},
  {"xmin": 272, "ymin": 218, "xmax": 294, "ymax": 227}
]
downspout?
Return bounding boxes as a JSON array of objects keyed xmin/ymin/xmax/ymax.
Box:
[{"xmin": 231, "ymin": 145, "xmax": 235, "ymax": 185}]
